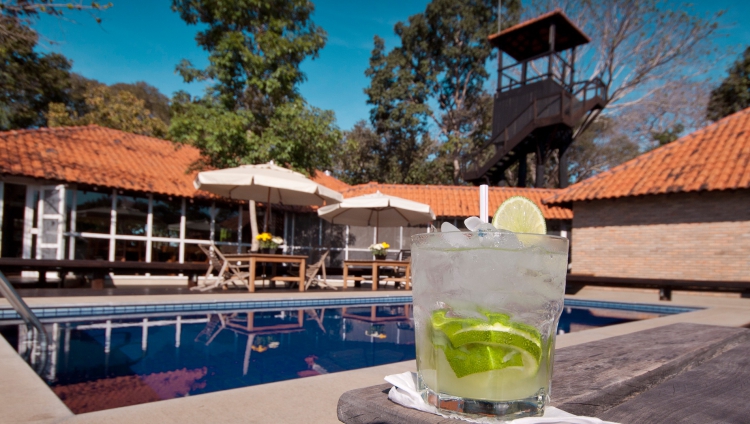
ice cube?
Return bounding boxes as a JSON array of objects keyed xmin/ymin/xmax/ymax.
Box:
[
  {"xmin": 441, "ymin": 222, "xmax": 460, "ymax": 232},
  {"xmin": 463, "ymin": 216, "xmax": 483, "ymax": 231}
]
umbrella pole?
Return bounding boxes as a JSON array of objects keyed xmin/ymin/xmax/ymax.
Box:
[
  {"xmin": 375, "ymin": 211, "xmax": 379, "ymax": 242},
  {"xmin": 264, "ymin": 187, "xmax": 271, "ymax": 233}
]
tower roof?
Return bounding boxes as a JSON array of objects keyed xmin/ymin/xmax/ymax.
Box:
[{"xmin": 488, "ymin": 9, "xmax": 590, "ymax": 61}]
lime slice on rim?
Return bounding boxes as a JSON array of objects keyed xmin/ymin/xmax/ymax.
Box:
[
  {"xmin": 430, "ymin": 310, "xmax": 542, "ymax": 378},
  {"xmin": 492, "ymin": 196, "xmax": 546, "ymax": 234}
]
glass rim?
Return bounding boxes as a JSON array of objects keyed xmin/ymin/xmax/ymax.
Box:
[{"xmin": 411, "ymin": 231, "xmax": 568, "ymax": 242}]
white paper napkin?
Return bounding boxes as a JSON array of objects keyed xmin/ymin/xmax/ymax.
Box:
[{"xmin": 385, "ymin": 372, "xmax": 619, "ymax": 424}]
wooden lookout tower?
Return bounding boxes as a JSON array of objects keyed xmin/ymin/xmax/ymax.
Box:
[{"xmin": 463, "ymin": 10, "xmax": 606, "ymax": 187}]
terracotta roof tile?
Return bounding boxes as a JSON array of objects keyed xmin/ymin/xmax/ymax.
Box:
[
  {"xmin": 343, "ymin": 183, "xmax": 571, "ymax": 220},
  {"xmin": 0, "ymin": 125, "xmax": 209, "ymax": 198},
  {"xmin": 311, "ymin": 171, "xmax": 351, "ymax": 192},
  {"xmin": 545, "ymin": 108, "xmax": 750, "ymax": 205}
]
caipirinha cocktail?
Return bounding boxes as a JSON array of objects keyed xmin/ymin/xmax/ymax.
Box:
[{"xmin": 411, "ymin": 197, "xmax": 568, "ymax": 420}]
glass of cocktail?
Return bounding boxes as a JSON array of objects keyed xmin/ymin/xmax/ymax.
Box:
[{"xmin": 411, "ymin": 197, "xmax": 568, "ymax": 420}]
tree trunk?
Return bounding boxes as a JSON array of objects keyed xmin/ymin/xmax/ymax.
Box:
[
  {"xmin": 249, "ymin": 200, "xmax": 259, "ymax": 252},
  {"xmin": 452, "ymin": 158, "xmax": 461, "ymax": 184}
]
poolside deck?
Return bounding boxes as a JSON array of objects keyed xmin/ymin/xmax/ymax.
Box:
[{"xmin": 1, "ymin": 287, "xmax": 750, "ymax": 423}]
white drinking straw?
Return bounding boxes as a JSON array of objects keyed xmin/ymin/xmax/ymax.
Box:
[{"xmin": 479, "ymin": 184, "xmax": 489, "ymax": 223}]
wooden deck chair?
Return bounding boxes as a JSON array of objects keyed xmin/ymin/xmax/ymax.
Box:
[
  {"xmin": 191, "ymin": 244, "xmax": 250, "ymax": 291},
  {"xmin": 273, "ymin": 250, "xmax": 335, "ymax": 290}
]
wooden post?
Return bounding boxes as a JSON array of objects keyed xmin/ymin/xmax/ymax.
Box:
[
  {"xmin": 559, "ymin": 144, "xmax": 569, "ymax": 189},
  {"xmin": 518, "ymin": 152, "xmax": 528, "ymax": 187},
  {"xmin": 535, "ymin": 140, "xmax": 546, "ymax": 188},
  {"xmin": 548, "ymin": 24, "xmax": 556, "ymax": 77}
]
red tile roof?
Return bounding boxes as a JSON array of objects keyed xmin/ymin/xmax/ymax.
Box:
[
  {"xmin": 545, "ymin": 108, "xmax": 750, "ymax": 205},
  {"xmin": 343, "ymin": 183, "xmax": 572, "ymax": 220},
  {"xmin": 0, "ymin": 125, "xmax": 208, "ymax": 197},
  {"xmin": 311, "ymin": 170, "xmax": 351, "ymax": 192}
]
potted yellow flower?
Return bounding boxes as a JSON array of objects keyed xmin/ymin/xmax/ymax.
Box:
[
  {"xmin": 256, "ymin": 232, "xmax": 284, "ymax": 254},
  {"xmin": 369, "ymin": 242, "xmax": 390, "ymax": 260}
]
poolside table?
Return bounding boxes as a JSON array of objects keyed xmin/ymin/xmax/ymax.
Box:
[
  {"xmin": 338, "ymin": 323, "xmax": 750, "ymax": 423},
  {"xmin": 223, "ymin": 253, "xmax": 307, "ymax": 292},
  {"xmin": 342, "ymin": 260, "xmax": 411, "ymax": 291}
]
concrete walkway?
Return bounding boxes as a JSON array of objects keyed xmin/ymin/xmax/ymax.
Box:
[{"xmin": 1, "ymin": 288, "xmax": 749, "ymax": 424}]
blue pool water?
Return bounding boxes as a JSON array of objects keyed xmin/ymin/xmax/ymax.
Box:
[{"xmin": 0, "ymin": 299, "xmax": 695, "ymax": 413}]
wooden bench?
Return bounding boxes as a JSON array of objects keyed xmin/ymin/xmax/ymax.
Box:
[
  {"xmin": 338, "ymin": 323, "xmax": 750, "ymax": 423},
  {"xmin": 0, "ymin": 258, "xmax": 208, "ymax": 289},
  {"xmin": 567, "ymin": 274, "xmax": 750, "ymax": 301}
]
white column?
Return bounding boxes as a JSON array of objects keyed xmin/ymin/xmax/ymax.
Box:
[
  {"xmin": 179, "ymin": 198, "xmax": 186, "ymax": 263},
  {"xmin": 68, "ymin": 189, "xmax": 77, "ymax": 259},
  {"xmin": 22, "ymin": 186, "xmax": 35, "ymax": 259},
  {"xmin": 145, "ymin": 195, "xmax": 153, "ymax": 263},
  {"xmin": 109, "ymin": 191, "xmax": 117, "ymax": 262}
]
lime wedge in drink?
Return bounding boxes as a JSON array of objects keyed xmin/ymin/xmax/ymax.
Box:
[
  {"xmin": 431, "ymin": 309, "xmax": 542, "ymax": 378},
  {"xmin": 491, "ymin": 196, "xmax": 546, "ymax": 234}
]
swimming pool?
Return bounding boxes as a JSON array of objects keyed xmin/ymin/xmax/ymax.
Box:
[{"xmin": 0, "ymin": 298, "xmax": 696, "ymax": 414}]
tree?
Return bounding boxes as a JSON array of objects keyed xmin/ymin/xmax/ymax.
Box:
[
  {"xmin": 0, "ymin": 23, "xmax": 71, "ymax": 129},
  {"xmin": 47, "ymin": 84, "xmax": 169, "ymax": 137},
  {"xmin": 365, "ymin": 0, "xmax": 521, "ymax": 184},
  {"xmin": 170, "ymin": 0, "xmax": 335, "ymax": 250},
  {"xmin": 110, "ymin": 81, "xmax": 171, "ymax": 126},
  {"xmin": 706, "ymin": 47, "xmax": 750, "ymax": 122},
  {"xmin": 529, "ymin": 0, "xmax": 722, "ymax": 142},
  {"xmin": 332, "ymin": 120, "xmax": 382, "ymax": 185},
  {"xmin": 564, "ymin": 118, "xmax": 639, "ymax": 184},
  {"xmin": 1, "ymin": 1, "xmax": 112, "ymax": 45}
]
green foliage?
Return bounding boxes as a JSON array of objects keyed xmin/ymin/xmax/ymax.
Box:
[
  {"xmin": 248, "ymin": 99, "xmax": 340, "ymax": 175},
  {"xmin": 171, "ymin": 0, "xmax": 326, "ymax": 115},
  {"xmin": 110, "ymin": 81, "xmax": 171, "ymax": 126},
  {"xmin": 47, "ymin": 85, "xmax": 168, "ymax": 137},
  {"xmin": 169, "ymin": 0, "xmax": 337, "ymax": 176},
  {"xmin": 169, "ymin": 92, "xmax": 255, "ymax": 170},
  {"xmin": 0, "ymin": 23, "xmax": 71, "ymax": 129},
  {"xmin": 364, "ymin": 0, "xmax": 520, "ymax": 184},
  {"xmin": 650, "ymin": 123, "xmax": 684, "ymax": 148},
  {"xmin": 706, "ymin": 47, "xmax": 750, "ymax": 122}
]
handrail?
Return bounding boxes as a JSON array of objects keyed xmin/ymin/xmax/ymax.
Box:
[{"xmin": 0, "ymin": 270, "xmax": 48, "ymax": 374}]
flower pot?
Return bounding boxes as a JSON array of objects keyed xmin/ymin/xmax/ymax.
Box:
[{"xmin": 374, "ymin": 254, "xmax": 387, "ymax": 260}]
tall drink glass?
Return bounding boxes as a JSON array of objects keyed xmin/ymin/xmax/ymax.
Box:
[{"xmin": 411, "ymin": 229, "xmax": 568, "ymax": 420}]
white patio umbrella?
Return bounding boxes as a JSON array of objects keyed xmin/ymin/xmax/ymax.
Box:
[
  {"xmin": 194, "ymin": 162, "xmax": 343, "ymax": 232},
  {"xmin": 317, "ymin": 191, "xmax": 435, "ymax": 240}
]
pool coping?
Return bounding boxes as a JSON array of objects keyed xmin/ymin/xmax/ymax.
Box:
[{"xmin": 0, "ymin": 295, "xmax": 698, "ymax": 322}]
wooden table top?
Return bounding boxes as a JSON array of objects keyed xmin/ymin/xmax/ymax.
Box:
[
  {"xmin": 344, "ymin": 260, "xmax": 411, "ymax": 266},
  {"xmin": 223, "ymin": 253, "xmax": 308, "ymax": 260},
  {"xmin": 337, "ymin": 323, "xmax": 750, "ymax": 424}
]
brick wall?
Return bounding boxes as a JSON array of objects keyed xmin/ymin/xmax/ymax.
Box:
[{"xmin": 571, "ymin": 190, "xmax": 750, "ymax": 281}]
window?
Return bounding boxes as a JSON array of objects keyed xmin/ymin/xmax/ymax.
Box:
[
  {"xmin": 214, "ymin": 203, "xmax": 240, "ymax": 243},
  {"xmin": 152, "ymin": 241, "xmax": 179, "ymax": 262},
  {"xmin": 115, "ymin": 194, "xmax": 149, "ymax": 236},
  {"xmin": 114, "ymin": 239, "xmax": 146, "ymax": 262},
  {"xmin": 74, "ymin": 238, "xmax": 109, "ymax": 260},
  {"xmin": 75, "ymin": 190, "xmax": 113, "ymax": 234},
  {"xmin": 152, "ymin": 197, "xmax": 182, "ymax": 238},
  {"xmin": 185, "ymin": 201, "xmax": 212, "ymax": 240}
]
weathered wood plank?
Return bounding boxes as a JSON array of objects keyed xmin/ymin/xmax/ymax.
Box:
[
  {"xmin": 337, "ymin": 384, "xmax": 452, "ymax": 424},
  {"xmin": 337, "ymin": 323, "xmax": 750, "ymax": 424},
  {"xmin": 598, "ymin": 341, "xmax": 750, "ymax": 424},
  {"xmin": 552, "ymin": 323, "xmax": 750, "ymax": 416}
]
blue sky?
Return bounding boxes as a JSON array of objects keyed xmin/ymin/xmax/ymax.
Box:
[{"xmin": 34, "ymin": 0, "xmax": 750, "ymax": 131}]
